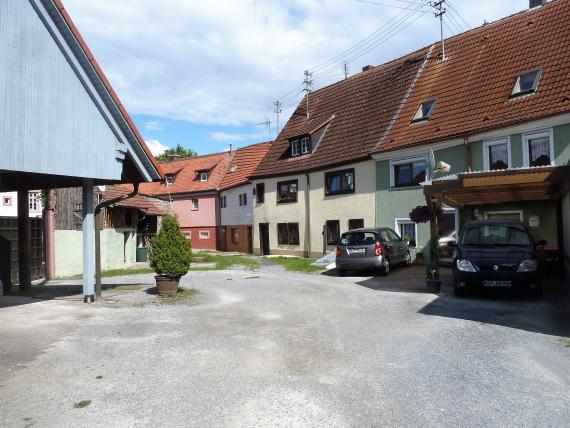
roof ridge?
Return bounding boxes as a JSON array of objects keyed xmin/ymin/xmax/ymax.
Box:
[{"xmin": 159, "ymin": 151, "xmax": 230, "ymax": 164}]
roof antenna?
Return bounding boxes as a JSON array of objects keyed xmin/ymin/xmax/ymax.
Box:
[
  {"xmin": 303, "ymin": 70, "xmax": 313, "ymax": 119},
  {"xmin": 254, "ymin": 118, "xmax": 271, "ymax": 139},
  {"xmin": 343, "ymin": 62, "xmax": 349, "ymax": 80},
  {"xmin": 430, "ymin": 1, "xmax": 447, "ymax": 62},
  {"xmin": 273, "ymin": 100, "xmax": 282, "ymax": 136}
]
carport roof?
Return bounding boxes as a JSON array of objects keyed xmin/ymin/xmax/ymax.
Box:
[{"xmin": 423, "ymin": 165, "xmax": 570, "ymax": 208}]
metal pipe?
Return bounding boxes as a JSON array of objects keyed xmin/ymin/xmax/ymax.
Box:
[
  {"xmin": 464, "ymin": 137, "xmax": 472, "ymax": 173},
  {"xmin": 94, "ymin": 182, "xmax": 140, "ymax": 299}
]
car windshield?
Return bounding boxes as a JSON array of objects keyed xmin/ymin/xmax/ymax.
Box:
[
  {"xmin": 461, "ymin": 224, "xmax": 531, "ymax": 247},
  {"xmin": 340, "ymin": 232, "xmax": 378, "ymax": 246}
]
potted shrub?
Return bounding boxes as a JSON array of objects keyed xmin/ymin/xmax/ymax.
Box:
[
  {"xmin": 149, "ymin": 215, "xmax": 192, "ymax": 297},
  {"xmin": 409, "ymin": 203, "xmax": 443, "ymax": 294}
]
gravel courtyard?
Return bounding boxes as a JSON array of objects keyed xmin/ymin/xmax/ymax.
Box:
[{"xmin": 0, "ymin": 260, "xmax": 569, "ymax": 427}]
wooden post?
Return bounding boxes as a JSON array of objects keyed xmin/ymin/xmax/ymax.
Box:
[
  {"xmin": 425, "ymin": 193, "xmax": 439, "ymax": 281},
  {"xmin": 17, "ymin": 189, "xmax": 31, "ymax": 289},
  {"xmin": 43, "ymin": 190, "xmax": 56, "ymax": 279},
  {"xmin": 82, "ymin": 180, "xmax": 95, "ymax": 303},
  {"xmin": 95, "ymin": 209, "xmax": 102, "ymax": 299}
]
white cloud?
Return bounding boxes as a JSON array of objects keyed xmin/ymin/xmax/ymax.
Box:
[
  {"xmin": 145, "ymin": 139, "xmax": 169, "ymax": 156},
  {"xmin": 210, "ymin": 132, "xmax": 264, "ymax": 142},
  {"xmin": 144, "ymin": 120, "xmax": 163, "ymax": 131},
  {"xmin": 63, "ymin": 0, "xmax": 529, "ymax": 127}
]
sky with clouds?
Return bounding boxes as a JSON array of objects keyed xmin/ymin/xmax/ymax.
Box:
[{"xmin": 63, "ymin": 0, "xmax": 529, "ymax": 156}]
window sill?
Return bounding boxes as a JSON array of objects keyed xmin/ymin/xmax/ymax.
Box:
[
  {"xmin": 325, "ymin": 190, "xmax": 355, "ymax": 197},
  {"xmin": 390, "ymin": 185, "xmax": 422, "ymax": 192},
  {"xmin": 277, "ymin": 200, "xmax": 298, "ymax": 204}
]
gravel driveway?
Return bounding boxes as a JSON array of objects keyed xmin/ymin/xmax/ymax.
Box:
[{"xmin": 0, "ymin": 261, "xmax": 569, "ymax": 427}]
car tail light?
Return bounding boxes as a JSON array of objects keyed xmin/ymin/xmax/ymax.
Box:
[
  {"xmin": 336, "ymin": 245, "xmax": 341, "ymax": 257},
  {"xmin": 374, "ymin": 242, "xmax": 383, "ymax": 256}
]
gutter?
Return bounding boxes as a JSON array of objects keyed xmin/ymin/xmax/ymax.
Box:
[
  {"xmin": 305, "ymin": 173, "xmax": 311, "ymax": 257},
  {"xmin": 94, "ymin": 183, "xmax": 140, "ymax": 298}
]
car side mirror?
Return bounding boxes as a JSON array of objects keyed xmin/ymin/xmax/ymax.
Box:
[{"xmin": 535, "ymin": 240, "xmax": 547, "ymax": 247}]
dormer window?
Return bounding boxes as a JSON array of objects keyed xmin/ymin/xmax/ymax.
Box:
[
  {"xmin": 290, "ymin": 136, "xmax": 312, "ymax": 157},
  {"xmin": 165, "ymin": 174, "xmax": 174, "ymax": 186},
  {"xmin": 412, "ymin": 99, "xmax": 437, "ymax": 123},
  {"xmin": 291, "ymin": 139, "xmax": 300, "ymax": 157},
  {"xmin": 199, "ymin": 172, "xmax": 208, "ymax": 182},
  {"xmin": 510, "ymin": 69, "xmax": 542, "ymax": 98}
]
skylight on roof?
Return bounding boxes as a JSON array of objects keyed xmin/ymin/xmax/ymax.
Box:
[
  {"xmin": 411, "ymin": 99, "xmax": 437, "ymax": 123},
  {"xmin": 510, "ymin": 69, "xmax": 542, "ymax": 98}
]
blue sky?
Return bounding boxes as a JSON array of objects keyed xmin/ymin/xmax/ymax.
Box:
[{"xmin": 63, "ymin": 0, "xmax": 530, "ymax": 156}]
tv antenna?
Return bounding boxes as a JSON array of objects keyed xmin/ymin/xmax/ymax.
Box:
[
  {"xmin": 273, "ymin": 100, "xmax": 282, "ymax": 136},
  {"xmin": 254, "ymin": 118, "xmax": 271, "ymax": 139},
  {"xmin": 430, "ymin": 1, "xmax": 447, "ymax": 62},
  {"xmin": 303, "ymin": 70, "xmax": 313, "ymax": 118}
]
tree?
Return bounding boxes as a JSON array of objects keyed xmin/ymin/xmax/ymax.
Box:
[
  {"xmin": 149, "ymin": 215, "xmax": 192, "ymax": 278},
  {"xmin": 156, "ymin": 144, "xmax": 197, "ymax": 161}
]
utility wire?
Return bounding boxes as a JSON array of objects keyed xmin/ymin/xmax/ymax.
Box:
[
  {"xmin": 446, "ymin": 0, "xmax": 470, "ymax": 29},
  {"xmin": 446, "ymin": 8, "xmax": 467, "ymax": 33},
  {"xmin": 354, "ymin": 0, "xmax": 431, "ymax": 12}
]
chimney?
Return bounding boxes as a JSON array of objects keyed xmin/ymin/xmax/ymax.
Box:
[
  {"xmin": 362, "ymin": 65, "xmax": 375, "ymax": 72},
  {"xmin": 529, "ymin": 0, "xmax": 547, "ymax": 8}
]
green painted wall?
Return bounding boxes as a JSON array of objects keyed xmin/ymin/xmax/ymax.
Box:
[
  {"xmin": 376, "ymin": 144, "xmax": 467, "ymax": 254},
  {"xmin": 554, "ymin": 123, "xmax": 570, "ymax": 164},
  {"xmin": 55, "ymin": 228, "xmax": 137, "ymax": 277}
]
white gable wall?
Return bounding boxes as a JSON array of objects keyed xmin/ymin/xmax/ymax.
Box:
[{"xmin": 221, "ymin": 184, "xmax": 254, "ymax": 226}]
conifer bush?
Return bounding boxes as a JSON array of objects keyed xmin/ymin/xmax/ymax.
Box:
[{"xmin": 149, "ymin": 215, "xmax": 192, "ymax": 278}]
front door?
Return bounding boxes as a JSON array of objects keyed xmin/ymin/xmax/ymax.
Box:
[
  {"xmin": 220, "ymin": 226, "xmax": 227, "ymax": 251},
  {"xmin": 247, "ymin": 226, "xmax": 253, "ymax": 254},
  {"xmin": 259, "ymin": 223, "xmax": 270, "ymax": 255}
]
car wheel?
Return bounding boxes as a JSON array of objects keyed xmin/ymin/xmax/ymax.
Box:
[
  {"xmin": 403, "ymin": 251, "xmax": 412, "ymax": 267},
  {"xmin": 380, "ymin": 258, "xmax": 390, "ymax": 276},
  {"xmin": 453, "ymin": 278, "xmax": 466, "ymax": 297},
  {"xmin": 337, "ymin": 269, "xmax": 346, "ymax": 277}
]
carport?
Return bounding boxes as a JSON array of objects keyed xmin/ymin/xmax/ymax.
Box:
[
  {"xmin": 0, "ymin": 0, "xmax": 162, "ymax": 300},
  {"xmin": 423, "ymin": 165, "xmax": 570, "ymax": 280}
]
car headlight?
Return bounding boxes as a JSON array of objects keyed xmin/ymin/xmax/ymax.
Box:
[
  {"xmin": 456, "ymin": 259, "xmax": 477, "ymax": 272},
  {"xmin": 517, "ymin": 259, "xmax": 538, "ymax": 272}
]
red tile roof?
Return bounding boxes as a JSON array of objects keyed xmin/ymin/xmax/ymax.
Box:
[
  {"xmin": 98, "ymin": 186, "xmax": 168, "ymax": 216},
  {"xmin": 53, "ymin": 0, "xmax": 163, "ymax": 179},
  {"xmin": 252, "ymin": 48, "xmax": 431, "ymax": 178},
  {"xmin": 220, "ymin": 142, "xmax": 273, "ymax": 190},
  {"xmin": 137, "ymin": 152, "xmax": 234, "ymax": 197},
  {"xmin": 377, "ymin": 0, "xmax": 570, "ymax": 153}
]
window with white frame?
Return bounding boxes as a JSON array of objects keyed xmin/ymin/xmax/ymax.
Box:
[
  {"xmin": 291, "ymin": 139, "xmax": 300, "ymax": 157},
  {"xmin": 510, "ymin": 69, "xmax": 542, "ymax": 98},
  {"xmin": 199, "ymin": 172, "xmax": 208, "ymax": 182},
  {"xmin": 390, "ymin": 157, "xmax": 427, "ymax": 188},
  {"xmin": 523, "ymin": 129, "xmax": 554, "ymax": 167},
  {"xmin": 396, "ymin": 219, "xmax": 417, "ymax": 247},
  {"xmin": 301, "ymin": 137, "xmax": 312, "ymax": 154},
  {"xmin": 28, "ymin": 192, "xmax": 40, "ymax": 212},
  {"xmin": 191, "ymin": 198, "xmax": 199, "ymax": 211},
  {"xmin": 199, "ymin": 230, "xmax": 210, "ymax": 239},
  {"xmin": 483, "ymin": 138, "xmax": 511, "ymax": 171}
]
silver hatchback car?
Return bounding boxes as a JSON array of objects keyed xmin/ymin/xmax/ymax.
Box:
[{"xmin": 335, "ymin": 228, "xmax": 412, "ymax": 276}]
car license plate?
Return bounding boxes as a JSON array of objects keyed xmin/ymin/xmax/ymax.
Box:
[
  {"xmin": 483, "ymin": 280, "xmax": 512, "ymax": 287},
  {"xmin": 348, "ymin": 249, "xmax": 365, "ymax": 255}
]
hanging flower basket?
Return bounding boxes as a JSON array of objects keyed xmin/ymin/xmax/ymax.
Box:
[{"xmin": 409, "ymin": 204, "xmax": 444, "ymax": 224}]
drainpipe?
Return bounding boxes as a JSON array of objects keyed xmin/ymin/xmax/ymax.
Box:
[
  {"xmin": 43, "ymin": 189, "xmax": 56, "ymax": 279},
  {"xmin": 94, "ymin": 182, "xmax": 140, "ymax": 299},
  {"xmin": 305, "ymin": 173, "xmax": 311, "ymax": 258},
  {"xmin": 464, "ymin": 137, "xmax": 472, "ymax": 173}
]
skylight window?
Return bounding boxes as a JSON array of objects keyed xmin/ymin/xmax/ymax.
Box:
[
  {"xmin": 412, "ymin": 99, "xmax": 437, "ymax": 123},
  {"xmin": 510, "ymin": 69, "xmax": 542, "ymax": 98}
]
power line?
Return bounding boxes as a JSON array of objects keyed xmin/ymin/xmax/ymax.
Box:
[
  {"xmin": 446, "ymin": 7, "xmax": 467, "ymax": 32},
  {"xmin": 354, "ymin": 0, "xmax": 431, "ymax": 12},
  {"xmin": 446, "ymin": 0, "xmax": 470, "ymax": 29}
]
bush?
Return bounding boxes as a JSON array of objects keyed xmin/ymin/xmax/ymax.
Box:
[{"xmin": 149, "ymin": 215, "xmax": 192, "ymax": 278}]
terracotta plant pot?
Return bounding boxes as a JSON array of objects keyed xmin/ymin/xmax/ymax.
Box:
[
  {"xmin": 155, "ymin": 276, "xmax": 180, "ymax": 297},
  {"xmin": 426, "ymin": 279, "xmax": 442, "ymax": 294}
]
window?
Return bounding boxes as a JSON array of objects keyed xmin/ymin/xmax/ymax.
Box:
[
  {"xmin": 510, "ymin": 69, "xmax": 542, "ymax": 98},
  {"xmin": 301, "ymin": 137, "xmax": 312, "ymax": 154},
  {"xmin": 277, "ymin": 223, "xmax": 299, "ymax": 245},
  {"xmin": 523, "ymin": 129, "xmax": 554, "ymax": 167},
  {"xmin": 396, "ymin": 219, "xmax": 417, "ymax": 247},
  {"xmin": 483, "ymin": 138, "xmax": 511, "ymax": 171},
  {"xmin": 239, "ymin": 193, "xmax": 247, "ymax": 206},
  {"xmin": 391, "ymin": 158, "xmax": 427, "ymax": 188},
  {"xmin": 2, "ymin": 196, "xmax": 12, "ymax": 206},
  {"xmin": 220, "ymin": 196, "xmax": 227, "ymax": 208},
  {"xmin": 348, "ymin": 219, "xmax": 364, "ymax": 230},
  {"xmin": 191, "ymin": 198, "xmax": 199, "ymax": 211},
  {"xmin": 199, "ymin": 230, "xmax": 210, "ymax": 239},
  {"xmin": 412, "ymin": 99, "xmax": 437, "ymax": 122},
  {"xmin": 28, "ymin": 192, "xmax": 40, "ymax": 212},
  {"xmin": 277, "ymin": 180, "xmax": 298, "ymax": 203},
  {"xmin": 199, "ymin": 172, "xmax": 208, "ymax": 182},
  {"xmin": 165, "ymin": 174, "xmax": 174, "ymax": 186},
  {"xmin": 231, "ymin": 228, "xmax": 239, "ymax": 244},
  {"xmin": 291, "ymin": 139, "xmax": 300, "ymax": 157},
  {"xmin": 326, "ymin": 220, "xmax": 340, "ymax": 245},
  {"xmin": 340, "ymin": 231, "xmax": 377, "ymax": 246},
  {"xmin": 256, "ymin": 183, "xmax": 265, "ymax": 203},
  {"xmin": 325, "ymin": 169, "xmax": 355, "ymax": 196}
]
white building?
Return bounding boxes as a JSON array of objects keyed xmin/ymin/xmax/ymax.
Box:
[{"xmin": 0, "ymin": 191, "xmax": 43, "ymax": 218}]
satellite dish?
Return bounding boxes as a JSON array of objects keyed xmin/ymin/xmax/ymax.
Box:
[{"xmin": 428, "ymin": 149, "xmax": 436, "ymax": 171}]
